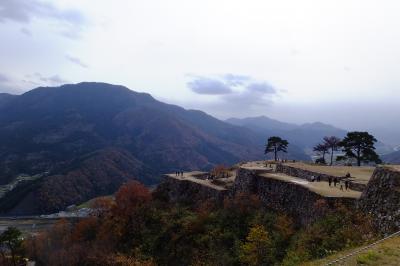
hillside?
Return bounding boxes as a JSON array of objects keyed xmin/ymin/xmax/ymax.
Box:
[
  {"xmin": 0, "ymin": 82, "xmax": 310, "ymax": 215},
  {"xmin": 0, "ymin": 93, "xmax": 16, "ymax": 107}
]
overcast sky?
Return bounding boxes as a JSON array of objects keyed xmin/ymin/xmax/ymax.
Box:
[{"xmin": 1, "ymin": 0, "xmax": 399, "ymax": 145}]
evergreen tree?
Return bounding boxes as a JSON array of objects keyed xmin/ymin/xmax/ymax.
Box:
[
  {"xmin": 265, "ymin": 137, "xmax": 289, "ymax": 161},
  {"xmin": 339, "ymin": 131, "xmax": 381, "ymax": 166},
  {"xmin": 0, "ymin": 227, "xmax": 22, "ymax": 266}
]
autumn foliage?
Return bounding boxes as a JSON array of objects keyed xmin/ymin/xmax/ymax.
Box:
[{"xmin": 24, "ymin": 181, "xmax": 377, "ymax": 266}]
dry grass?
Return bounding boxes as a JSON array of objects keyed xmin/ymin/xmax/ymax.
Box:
[
  {"xmin": 304, "ymin": 236, "xmax": 400, "ymax": 266},
  {"xmin": 260, "ymin": 173, "xmax": 361, "ymax": 198}
]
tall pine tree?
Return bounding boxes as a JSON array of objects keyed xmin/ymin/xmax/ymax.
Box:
[{"xmin": 339, "ymin": 131, "xmax": 381, "ymax": 166}]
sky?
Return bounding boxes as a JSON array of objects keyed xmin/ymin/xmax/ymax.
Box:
[{"xmin": 0, "ymin": 0, "xmax": 399, "ymax": 145}]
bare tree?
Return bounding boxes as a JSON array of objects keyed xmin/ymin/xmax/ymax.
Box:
[
  {"xmin": 323, "ymin": 136, "xmax": 341, "ymax": 165},
  {"xmin": 313, "ymin": 143, "xmax": 330, "ymax": 164}
]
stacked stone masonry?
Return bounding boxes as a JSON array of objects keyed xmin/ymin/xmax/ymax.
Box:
[
  {"xmin": 159, "ymin": 164, "xmax": 400, "ymax": 234},
  {"xmin": 233, "ymin": 168, "xmax": 356, "ymax": 225},
  {"xmin": 359, "ymin": 166, "xmax": 400, "ymax": 235}
]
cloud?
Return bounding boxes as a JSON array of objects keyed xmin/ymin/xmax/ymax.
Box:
[
  {"xmin": 0, "ymin": 73, "xmax": 9, "ymax": 83},
  {"xmin": 187, "ymin": 76, "xmax": 233, "ymax": 95},
  {"xmin": 66, "ymin": 55, "xmax": 89, "ymax": 68},
  {"xmin": 222, "ymin": 73, "xmax": 251, "ymax": 86},
  {"xmin": 20, "ymin": 27, "xmax": 32, "ymax": 36},
  {"xmin": 246, "ymin": 82, "xmax": 276, "ymax": 94},
  {"xmin": 0, "ymin": 72, "xmax": 23, "ymax": 94},
  {"xmin": 0, "ymin": 0, "xmax": 86, "ymax": 38},
  {"xmin": 34, "ymin": 73, "xmax": 67, "ymax": 85},
  {"xmin": 185, "ymin": 73, "xmax": 279, "ymax": 117},
  {"xmin": 223, "ymin": 83, "xmax": 275, "ymax": 108}
]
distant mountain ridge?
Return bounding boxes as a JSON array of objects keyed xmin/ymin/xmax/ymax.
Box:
[
  {"xmin": 226, "ymin": 116, "xmax": 298, "ymax": 132},
  {"xmin": 382, "ymin": 150, "xmax": 400, "ymax": 164},
  {"xmin": 0, "ymin": 82, "xmax": 311, "ymax": 215},
  {"xmin": 226, "ymin": 116, "xmax": 347, "ymax": 152}
]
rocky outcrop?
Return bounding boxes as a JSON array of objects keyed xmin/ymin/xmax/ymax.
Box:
[
  {"xmin": 234, "ymin": 168, "xmax": 356, "ymax": 225},
  {"xmin": 276, "ymin": 164, "xmax": 367, "ymax": 192},
  {"xmin": 359, "ymin": 166, "xmax": 400, "ymax": 234}
]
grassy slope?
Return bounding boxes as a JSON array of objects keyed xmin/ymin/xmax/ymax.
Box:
[{"xmin": 305, "ymin": 236, "xmax": 400, "ymax": 266}]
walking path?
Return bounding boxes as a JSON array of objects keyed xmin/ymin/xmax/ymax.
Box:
[{"xmin": 323, "ymin": 231, "xmax": 400, "ymax": 265}]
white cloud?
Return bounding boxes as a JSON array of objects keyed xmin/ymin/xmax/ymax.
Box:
[
  {"xmin": 0, "ymin": 0, "xmax": 87, "ymax": 38},
  {"xmin": 66, "ymin": 55, "xmax": 89, "ymax": 68},
  {"xmin": 187, "ymin": 76, "xmax": 233, "ymax": 95}
]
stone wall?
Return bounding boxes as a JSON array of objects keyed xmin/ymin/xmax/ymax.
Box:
[
  {"xmin": 358, "ymin": 166, "xmax": 400, "ymax": 235},
  {"xmin": 234, "ymin": 168, "xmax": 357, "ymax": 226},
  {"xmin": 156, "ymin": 175, "xmax": 228, "ymax": 206},
  {"xmin": 276, "ymin": 164, "xmax": 367, "ymax": 192},
  {"xmin": 158, "ymin": 169, "xmax": 357, "ymax": 226}
]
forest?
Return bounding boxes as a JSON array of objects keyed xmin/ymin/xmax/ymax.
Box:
[{"xmin": 4, "ymin": 181, "xmax": 377, "ymax": 266}]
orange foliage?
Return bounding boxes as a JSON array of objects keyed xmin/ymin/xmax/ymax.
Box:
[
  {"xmin": 211, "ymin": 165, "xmax": 229, "ymax": 178},
  {"xmin": 114, "ymin": 181, "xmax": 152, "ymax": 216},
  {"xmin": 71, "ymin": 216, "xmax": 98, "ymax": 242},
  {"xmin": 92, "ymin": 196, "xmax": 115, "ymax": 217}
]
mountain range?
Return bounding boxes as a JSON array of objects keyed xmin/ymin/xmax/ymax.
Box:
[
  {"xmin": 226, "ymin": 116, "xmax": 347, "ymax": 153},
  {"xmin": 0, "ymin": 82, "xmax": 313, "ymax": 215},
  {"xmin": 226, "ymin": 116, "xmax": 394, "ymax": 156},
  {"xmin": 0, "ymin": 82, "xmax": 395, "ymax": 215}
]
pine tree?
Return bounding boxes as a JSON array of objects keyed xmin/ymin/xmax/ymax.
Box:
[
  {"xmin": 265, "ymin": 136, "xmax": 289, "ymax": 161},
  {"xmin": 339, "ymin": 131, "xmax": 381, "ymax": 166}
]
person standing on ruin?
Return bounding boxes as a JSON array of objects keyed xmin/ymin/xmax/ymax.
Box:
[
  {"xmin": 328, "ymin": 177, "xmax": 332, "ymax": 187},
  {"xmin": 334, "ymin": 177, "xmax": 338, "ymax": 187},
  {"xmin": 345, "ymin": 180, "xmax": 350, "ymax": 190}
]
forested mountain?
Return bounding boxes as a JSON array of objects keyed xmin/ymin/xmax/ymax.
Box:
[{"xmin": 0, "ymin": 82, "xmax": 309, "ymax": 215}]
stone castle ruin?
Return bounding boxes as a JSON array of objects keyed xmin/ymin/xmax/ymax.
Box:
[{"xmin": 158, "ymin": 162, "xmax": 400, "ymax": 235}]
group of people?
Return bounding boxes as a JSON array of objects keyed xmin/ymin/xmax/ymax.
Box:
[
  {"xmin": 175, "ymin": 171, "xmax": 184, "ymax": 177},
  {"xmin": 310, "ymin": 175, "xmax": 321, "ymax": 182},
  {"xmin": 328, "ymin": 173, "xmax": 351, "ymax": 191},
  {"xmin": 310, "ymin": 173, "xmax": 352, "ymax": 191}
]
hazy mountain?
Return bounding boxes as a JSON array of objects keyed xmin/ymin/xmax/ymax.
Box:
[
  {"xmin": 381, "ymin": 150, "xmax": 400, "ymax": 164},
  {"xmin": 226, "ymin": 117, "xmax": 347, "ymax": 152},
  {"xmin": 226, "ymin": 116, "xmax": 298, "ymax": 132},
  {"xmin": 0, "ymin": 82, "xmax": 310, "ymax": 215}
]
